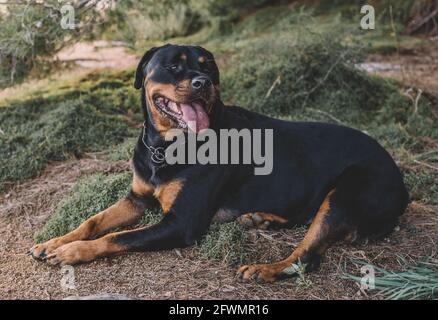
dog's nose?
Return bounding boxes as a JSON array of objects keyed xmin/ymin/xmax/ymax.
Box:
[{"xmin": 191, "ymin": 76, "xmax": 211, "ymax": 90}]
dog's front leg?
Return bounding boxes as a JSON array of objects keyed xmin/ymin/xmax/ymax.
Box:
[
  {"xmin": 44, "ymin": 212, "xmax": 200, "ymax": 265},
  {"xmin": 44, "ymin": 169, "xmax": 229, "ymax": 265},
  {"xmin": 29, "ymin": 174, "xmax": 156, "ymax": 260}
]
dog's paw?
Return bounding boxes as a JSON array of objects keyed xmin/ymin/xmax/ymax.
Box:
[
  {"xmin": 237, "ymin": 213, "xmax": 271, "ymax": 229},
  {"xmin": 237, "ymin": 212, "xmax": 288, "ymax": 230},
  {"xmin": 46, "ymin": 241, "xmax": 90, "ymax": 266},
  {"xmin": 236, "ymin": 264, "xmax": 280, "ymax": 283},
  {"xmin": 28, "ymin": 238, "xmax": 64, "ymax": 261}
]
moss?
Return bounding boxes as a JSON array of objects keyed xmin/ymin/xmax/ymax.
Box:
[
  {"xmin": 404, "ymin": 169, "xmax": 438, "ymax": 205},
  {"xmin": 35, "ymin": 172, "xmax": 133, "ymax": 242},
  {"xmin": 105, "ymin": 137, "xmax": 138, "ymax": 162},
  {"xmin": 0, "ymin": 69, "xmax": 145, "ymax": 190},
  {"xmin": 198, "ymin": 222, "xmax": 248, "ymax": 265},
  {"xmin": 0, "ymin": 99, "xmax": 128, "ymax": 188}
]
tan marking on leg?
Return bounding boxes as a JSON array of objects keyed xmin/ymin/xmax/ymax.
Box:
[
  {"xmin": 237, "ymin": 189, "xmax": 335, "ymax": 282},
  {"xmin": 46, "ymin": 234, "xmax": 126, "ymax": 266},
  {"xmin": 29, "ymin": 175, "xmax": 154, "ymax": 260},
  {"xmin": 154, "ymin": 179, "xmax": 184, "ymax": 213}
]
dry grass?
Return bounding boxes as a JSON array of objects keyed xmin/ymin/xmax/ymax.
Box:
[
  {"xmin": 0, "ymin": 153, "xmax": 436, "ymax": 299},
  {"xmin": 0, "ymin": 156, "xmax": 129, "ymax": 222}
]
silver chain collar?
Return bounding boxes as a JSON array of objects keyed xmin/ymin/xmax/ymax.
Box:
[{"xmin": 141, "ymin": 122, "xmax": 166, "ymax": 165}]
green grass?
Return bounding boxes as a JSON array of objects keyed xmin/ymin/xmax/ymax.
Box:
[
  {"xmin": 0, "ymin": 69, "xmax": 144, "ymax": 191},
  {"xmin": 198, "ymin": 222, "xmax": 248, "ymax": 265},
  {"xmin": 404, "ymin": 169, "xmax": 438, "ymax": 205},
  {"xmin": 35, "ymin": 172, "xmax": 133, "ymax": 242},
  {"xmin": 35, "ymin": 172, "xmax": 248, "ymax": 265},
  {"xmin": 105, "ymin": 137, "xmax": 138, "ymax": 162},
  {"xmin": 344, "ymin": 257, "xmax": 438, "ymax": 300},
  {"xmin": 0, "ymin": 99, "xmax": 128, "ymax": 190}
]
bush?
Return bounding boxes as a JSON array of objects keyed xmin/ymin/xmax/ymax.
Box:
[
  {"xmin": 199, "ymin": 222, "xmax": 248, "ymax": 265},
  {"xmin": 404, "ymin": 169, "xmax": 438, "ymax": 205},
  {"xmin": 220, "ymin": 30, "xmax": 386, "ymax": 123},
  {"xmin": 35, "ymin": 172, "xmax": 133, "ymax": 242},
  {"xmin": 0, "ymin": 1, "xmax": 110, "ymax": 87},
  {"xmin": 0, "ymin": 99, "xmax": 128, "ymax": 189},
  {"xmin": 104, "ymin": 0, "xmax": 200, "ymax": 44}
]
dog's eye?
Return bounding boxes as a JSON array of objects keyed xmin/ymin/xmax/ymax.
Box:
[{"xmin": 166, "ymin": 64, "xmax": 179, "ymax": 71}]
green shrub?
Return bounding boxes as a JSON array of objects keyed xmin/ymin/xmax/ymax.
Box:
[
  {"xmin": 199, "ymin": 222, "xmax": 248, "ymax": 265},
  {"xmin": 35, "ymin": 172, "xmax": 133, "ymax": 242},
  {"xmin": 105, "ymin": 137, "xmax": 138, "ymax": 162},
  {"xmin": 220, "ymin": 32, "xmax": 385, "ymax": 123},
  {"xmin": 104, "ymin": 0, "xmax": 200, "ymax": 44},
  {"xmin": 404, "ymin": 169, "xmax": 438, "ymax": 205},
  {"xmin": 0, "ymin": 99, "xmax": 128, "ymax": 188},
  {"xmin": 0, "ymin": 1, "xmax": 111, "ymax": 87}
]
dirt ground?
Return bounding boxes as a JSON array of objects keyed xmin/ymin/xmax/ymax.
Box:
[
  {"xmin": 0, "ymin": 40, "xmax": 437, "ymax": 300},
  {"xmin": 0, "ymin": 156, "xmax": 436, "ymax": 300},
  {"xmin": 0, "ymin": 41, "xmax": 138, "ymax": 101},
  {"xmin": 365, "ymin": 37, "xmax": 438, "ymax": 96}
]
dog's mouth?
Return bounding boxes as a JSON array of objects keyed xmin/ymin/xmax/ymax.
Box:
[{"xmin": 153, "ymin": 95, "xmax": 210, "ymax": 133}]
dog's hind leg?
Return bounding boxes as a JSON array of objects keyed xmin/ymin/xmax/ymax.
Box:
[
  {"xmin": 237, "ymin": 189, "xmax": 355, "ymax": 282},
  {"xmin": 29, "ymin": 174, "xmax": 157, "ymax": 260}
]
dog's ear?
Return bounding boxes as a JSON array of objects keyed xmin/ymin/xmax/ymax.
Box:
[{"xmin": 134, "ymin": 47, "xmax": 160, "ymax": 89}]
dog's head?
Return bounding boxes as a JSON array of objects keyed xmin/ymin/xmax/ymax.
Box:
[{"xmin": 134, "ymin": 44, "xmax": 220, "ymax": 134}]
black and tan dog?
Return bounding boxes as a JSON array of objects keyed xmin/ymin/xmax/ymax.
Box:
[{"xmin": 29, "ymin": 44, "xmax": 409, "ymax": 282}]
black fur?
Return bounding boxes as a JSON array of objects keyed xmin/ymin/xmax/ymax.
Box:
[{"xmin": 113, "ymin": 44, "xmax": 410, "ymax": 259}]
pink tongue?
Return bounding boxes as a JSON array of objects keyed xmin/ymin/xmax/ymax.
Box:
[{"xmin": 180, "ymin": 102, "xmax": 209, "ymax": 133}]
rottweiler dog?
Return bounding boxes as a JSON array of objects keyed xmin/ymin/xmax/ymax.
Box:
[{"xmin": 29, "ymin": 44, "xmax": 409, "ymax": 282}]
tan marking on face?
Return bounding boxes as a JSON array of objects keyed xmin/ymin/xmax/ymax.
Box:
[
  {"xmin": 154, "ymin": 179, "xmax": 184, "ymax": 213},
  {"xmin": 198, "ymin": 56, "xmax": 206, "ymax": 63},
  {"xmin": 181, "ymin": 53, "xmax": 187, "ymax": 60},
  {"xmin": 144, "ymin": 79, "xmax": 193, "ymax": 134},
  {"xmin": 144, "ymin": 81, "xmax": 177, "ymax": 134}
]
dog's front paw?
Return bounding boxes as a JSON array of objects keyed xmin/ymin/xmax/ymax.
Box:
[
  {"xmin": 236, "ymin": 264, "xmax": 280, "ymax": 283},
  {"xmin": 45, "ymin": 241, "xmax": 91, "ymax": 266},
  {"xmin": 28, "ymin": 238, "xmax": 65, "ymax": 260}
]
